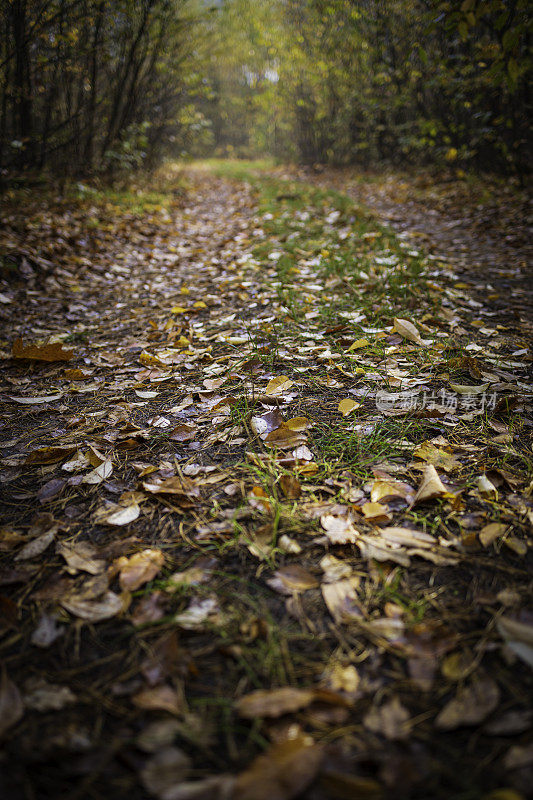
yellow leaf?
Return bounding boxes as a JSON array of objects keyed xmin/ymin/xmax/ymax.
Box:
[
  {"xmin": 347, "ymin": 338, "xmax": 369, "ymax": 352},
  {"xmin": 338, "ymin": 398, "xmax": 360, "ymax": 416},
  {"xmin": 139, "ymin": 350, "xmax": 166, "ymax": 368},
  {"xmin": 266, "ymin": 375, "xmax": 294, "ymax": 396}
]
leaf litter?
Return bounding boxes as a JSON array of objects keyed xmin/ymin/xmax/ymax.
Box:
[{"xmin": 0, "ymin": 164, "xmax": 532, "ymax": 799}]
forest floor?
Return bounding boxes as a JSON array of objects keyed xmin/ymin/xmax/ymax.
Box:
[{"xmin": 0, "ymin": 161, "xmax": 532, "ymax": 800}]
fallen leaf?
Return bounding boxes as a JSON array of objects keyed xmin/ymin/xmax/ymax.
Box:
[
  {"xmin": 235, "ymin": 687, "xmax": 316, "ymax": 718},
  {"xmin": 0, "ymin": 668, "xmax": 24, "ymax": 738},
  {"xmin": 15, "ymin": 529, "xmax": 55, "ymax": 561},
  {"xmin": 26, "ymin": 445, "xmax": 77, "ymax": 465},
  {"xmin": 413, "ymin": 442, "xmax": 461, "ymax": 473},
  {"xmin": 61, "ymin": 590, "xmax": 124, "ymax": 623},
  {"xmin": 321, "ymin": 514, "xmax": 358, "ymax": 544},
  {"xmin": 233, "ymin": 735, "xmax": 323, "ymax": 800},
  {"xmin": 497, "ymin": 616, "xmax": 533, "ymax": 669},
  {"xmin": 57, "ymin": 541, "xmax": 105, "ymax": 575},
  {"xmin": 12, "ymin": 337, "xmax": 74, "ymax": 362},
  {"xmin": 435, "ymin": 676, "xmax": 500, "ymax": 729},
  {"xmin": 265, "ymin": 375, "xmax": 294, "ymax": 396},
  {"xmin": 115, "ymin": 549, "xmax": 164, "ymax": 591},
  {"xmin": 266, "ymin": 565, "xmax": 318, "ymax": 595},
  {"xmin": 479, "ymin": 523, "xmax": 508, "ymax": 547},
  {"xmin": 370, "ymin": 479, "xmax": 415, "ymax": 504},
  {"xmin": 322, "ymin": 579, "xmax": 362, "ymax": 624},
  {"xmin": 338, "ymin": 398, "xmax": 360, "ymax": 416},
  {"xmin": 364, "ymin": 696, "xmax": 412, "ymax": 740},
  {"xmin": 83, "ymin": 459, "xmax": 113, "ymax": 484},
  {"xmin": 23, "ymin": 677, "xmax": 76, "ymax": 711},
  {"xmin": 174, "ymin": 596, "xmax": 219, "ymax": 629},
  {"xmin": 278, "ymin": 475, "xmax": 301, "ymax": 499},
  {"xmin": 140, "ymin": 746, "xmax": 192, "ymax": 799},
  {"xmin": 361, "ymin": 501, "xmax": 392, "ymax": 523},
  {"xmin": 169, "ymin": 424, "xmax": 197, "ymax": 442},
  {"xmin": 133, "ymin": 685, "xmax": 182, "ymax": 715},
  {"xmin": 31, "ymin": 612, "xmax": 65, "ymax": 648},
  {"xmin": 95, "ymin": 501, "xmax": 140, "ymax": 526},
  {"xmin": 393, "ymin": 318, "xmax": 431, "ymax": 346},
  {"xmin": 9, "ymin": 393, "xmax": 64, "ymax": 404},
  {"xmin": 412, "ymin": 465, "xmax": 449, "ymax": 505}
]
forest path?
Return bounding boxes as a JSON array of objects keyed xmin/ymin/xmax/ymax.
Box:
[
  {"xmin": 296, "ymin": 166, "xmax": 532, "ymax": 337},
  {"xmin": 0, "ymin": 163, "xmax": 532, "ymax": 800}
]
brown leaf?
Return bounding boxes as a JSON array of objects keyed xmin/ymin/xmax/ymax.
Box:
[
  {"xmin": 140, "ymin": 746, "xmax": 191, "ymax": 799},
  {"xmin": 412, "ymin": 465, "xmax": 449, "ymax": 505},
  {"xmin": 364, "ymin": 696, "xmax": 412, "ymax": 740},
  {"xmin": 233, "ymin": 735, "xmax": 323, "ymax": 800},
  {"xmin": 57, "ymin": 541, "xmax": 105, "ymax": 575},
  {"xmin": 115, "ymin": 549, "xmax": 164, "ymax": 591},
  {"xmin": 61, "ymin": 590, "xmax": 124, "ymax": 623},
  {"xmin": 266, "ymin": 565, "xmax": 318, "ymax": 595},
  {"xmin": 435, "ymin": 676, "xmax": 500, "ymax": 729},
  {"xmin": 15, "ymin": 530, "xmax": 56, "ymax": 561},
  {"xmin": 132, "ymin": 685, "xmax": 182, "ymax": 716},
  {"xmin": 26, "ymin": 445, "xmax": 77, "ymax": 465},
  {"xmin": 322, "ymin": 579, "xmax": 362, "ymax": 624},
  {"xmin": 12, "ymin": 337, "xmax": 75, "ymax": 362},
  {"xmin": 393, "ymin": 318, "xmax": 432, "ymax": 346},
  {"xmin": 479, "ymin": 523, "xmax": 508, "ymax": 547},
  {"xmin": 278, "ymin": 475, "xmax": 301, "ymax": 499},
  {"xmin": 235, "ymin": 687, "xmax": 316, "ymax": 719},
  {"xmin": 0, "ymin": 668, "xmax": 24, "ymax": 738}
]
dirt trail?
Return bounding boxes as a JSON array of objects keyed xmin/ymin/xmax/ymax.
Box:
[
  {"xmin": 0, "ymin": 165, "xmax": 532, "ymax": 800},
  {"xmin": 300, "ymin": 167, "xmax": 533, "ymax": 336}
]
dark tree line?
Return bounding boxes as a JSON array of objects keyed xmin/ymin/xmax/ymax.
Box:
[{"xmin": 0, "ymin": 0, "xmax": 194, "ymax": 175}]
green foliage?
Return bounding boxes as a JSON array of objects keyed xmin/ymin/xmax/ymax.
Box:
[{"xmin": 198, "ymin": 0, "xmax": 532, "ymax": 173}]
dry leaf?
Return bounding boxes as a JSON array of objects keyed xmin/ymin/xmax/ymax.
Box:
[
  {"xmin": 83, "ymin": 459, "xmax": 113, "ymax": 485},
  {"xmin": 497, "ymin": 616, "xmax": 533, "ymax": 669},
  {"xmin": 96, "ymin": 501, "xmax": 140, "ymax": 526},
  {"xmin": 57, "ymin": 541, "xmax": 105, "ymax": 575},
  {"xmin": 413, "ymin": 442, "xmax": 461, "ymax": 473},
  {"xmin": 321, "ymin": 514, "xmax": 358, "ymax": 544},
  {"xmin": 338, "ymin": 398, "xmax": 360, "ymax": 416},
  {"xmin": 61, "ymin": 590, "xmax": 124, "ymax": 622},
  {"xmin": 26, "ymin": 445, "xmax": 77, "ymax": 465},
  {"xmin": 479, "ymin": 523, "xmax": 508, "ymax": 547},
  {"xmin": 115, "ymin": 549, "xmax": 164, "ymax": 591},
  {"xmin": 15, "ymin": 530, "xmax": 55, "ymax": 561},
  {"xmin": 361, "ymin": 501, "xmax": 392, "ymax": 523},
  {"xmin": 235, "ymin": 687, "xmax": 315, "ymax": 718},
  {"xmin": 393, "ymin": 318, "xmax": 431, "ymax": 346},
  {"xmin": 435, "ymin": 676, "xmax": 500, "ymax": 729},
  {"xmin": 266, "ymin": 565, "xmax": 318, "ymax": 595},
  {"xmin": 174, "ymin": 596, "xmax": 219, "ymax": 629},
  {"xmin": 364, "ymin": 696, "xmax": 412, "ymax": 740},
  {"xmin": 12, "ymin": 337, "xmax": 74, "ymax": 362},
  {"xmin": 23, "ymin": 678, "xmax": 76, "ymax": 711},
  {"xmin": 133, "ymin": 685, "xmax": 182, "ymax": 715},
  {"xmin": 265, "ymin": 375, "xmax": 294, "ymax": 396},
  {"xmin": 279, "ymin": 475, "xmax": 301, "ymax": 499},
  {"xmin": 233, "ymin": 735, "xmax": 323, "ymax": 800},
  {"xmin": 322, "ymin": 579, "xmax": 362, "ymax": 624},
  {"xmin": 412, "ymin": 465, "xmax": 449, "ymax": 505},
  {"xmin": 0, "ymin": 668, "xmax": 24, "ymax": 738},
  {"xmin": 140, "ymin": 747, "xmax": 192, "ymax": 799}
]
